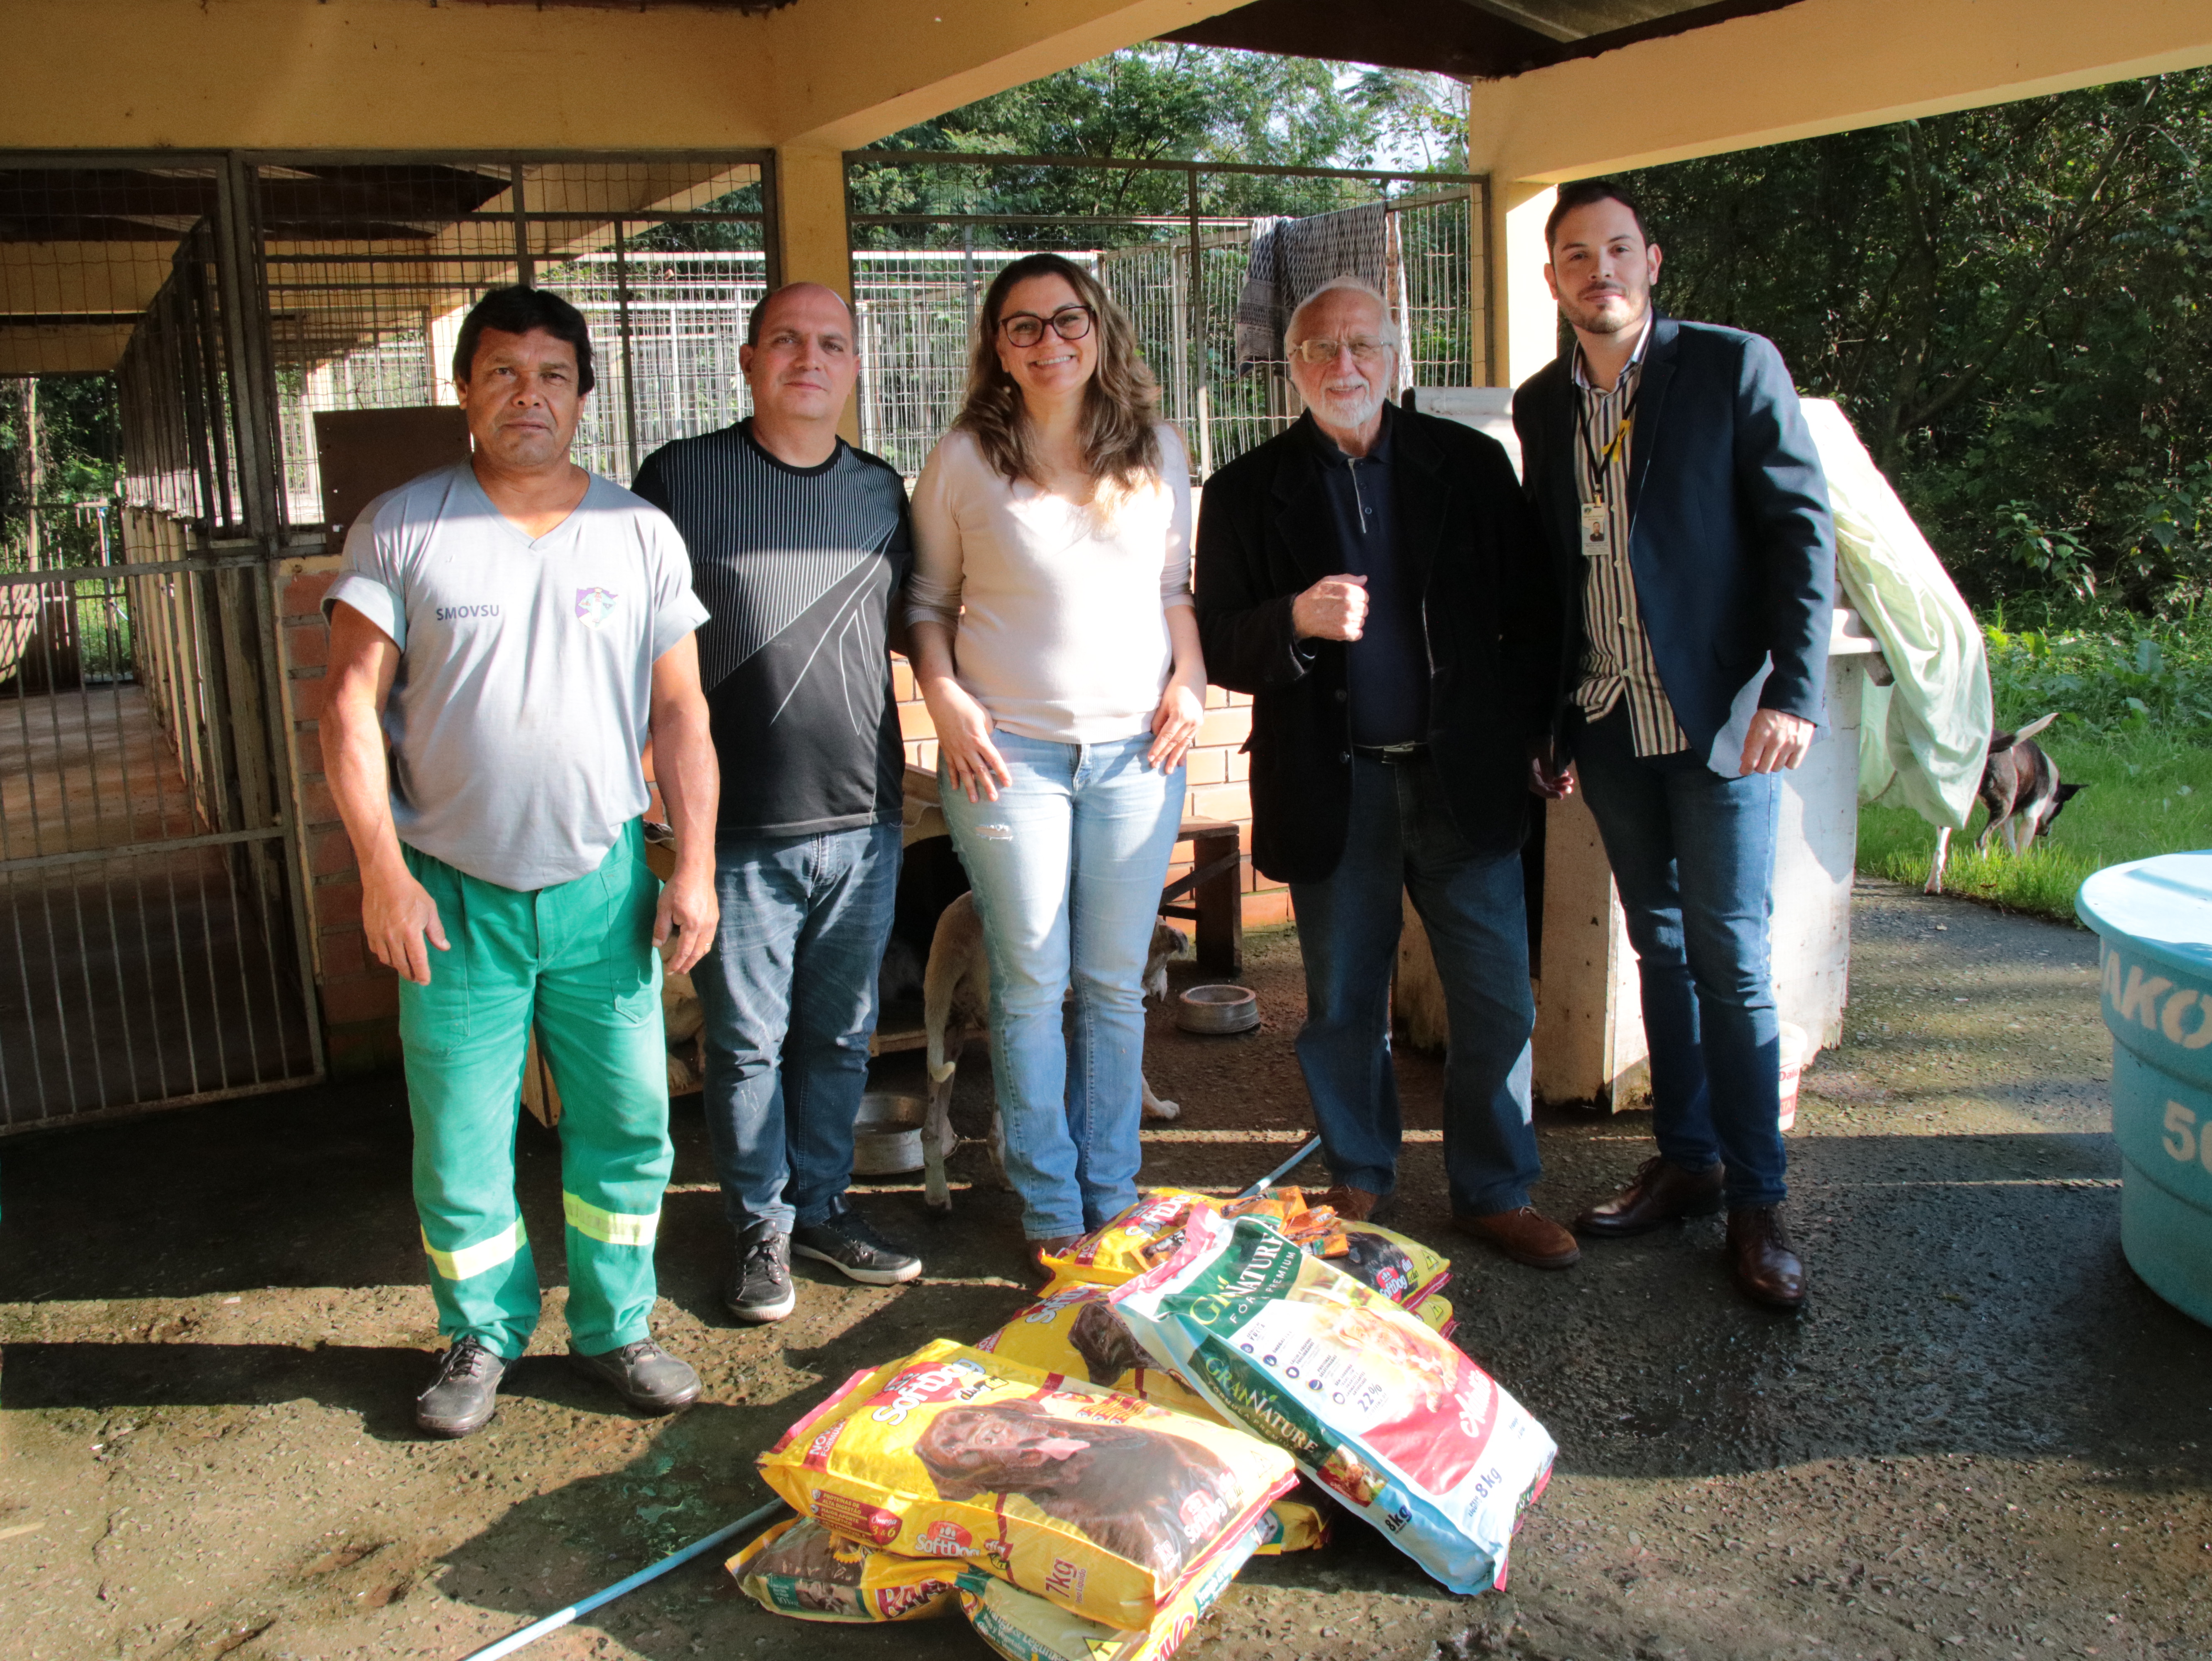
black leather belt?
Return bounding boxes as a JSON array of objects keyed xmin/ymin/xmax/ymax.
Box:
[{"xmin": 1352, "ymin": 742, "xmax": 1429, "ymax": 763}]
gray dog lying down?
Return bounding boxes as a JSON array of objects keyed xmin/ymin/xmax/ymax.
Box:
[{"xmin": 919, "ymin": 891, "xmax": 1192, "ymax": 1213}]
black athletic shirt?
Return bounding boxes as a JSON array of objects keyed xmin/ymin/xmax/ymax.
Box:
[{"xmin": 632, "ymin": 421, "xmax": 913, "ymax": 838}]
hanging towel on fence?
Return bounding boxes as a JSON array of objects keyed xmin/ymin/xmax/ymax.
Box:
[
  {"xmin": 1234, "ymin": 203, "xmax": 1389, "ymax": 368},
  {"xmin": 1798, "ymin": 398, "xmax": 1992, "ymax": 833}
]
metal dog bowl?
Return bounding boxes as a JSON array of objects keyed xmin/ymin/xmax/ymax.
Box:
[
  {"xmin": 1177, "ymin": 984, "xmax": 1259, "ymax": 1035},
  {"xmin": 852, "ymin": 1092, "xmax": 926, "ymax": 1176}
]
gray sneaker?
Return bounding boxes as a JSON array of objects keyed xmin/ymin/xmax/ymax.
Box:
[
  {"xmin": 792, "ymin": 1206, "xmax": 923, "ymax": 1287},
  {"xmin": 415, "ymin": 1336, "xmax": 506, "ymax": 1438},
  {"xmin": 725, "ymin": 1223, "xmax": 796, "ymax": 1324},
  {"xmin": 568, "ymin": 1339, "xmax": 701, "ymax": 1415}
]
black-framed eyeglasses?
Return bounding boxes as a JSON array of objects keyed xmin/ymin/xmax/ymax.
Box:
[{"xmin": 999, "ymin": 305, "xmax": 1094, "ymax": 348}]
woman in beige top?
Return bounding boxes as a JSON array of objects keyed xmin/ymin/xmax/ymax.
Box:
[{"xmin": 907, "ymin": 253, "xmax": 1205, "ymax": 1270}]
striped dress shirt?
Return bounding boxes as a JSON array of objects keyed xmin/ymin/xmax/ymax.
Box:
[{"xmin": 1571, "ymin": 320, "xmax": 1688, "ymax": 757}]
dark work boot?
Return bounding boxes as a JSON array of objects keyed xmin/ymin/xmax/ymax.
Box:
[
  {"xmin": 415, "ymin": 1336, "xmax": 507, "ymax": 1439},
  {"xmin": 568, "ymin": 1339, "xmax": 702, "ymax": 1414}
]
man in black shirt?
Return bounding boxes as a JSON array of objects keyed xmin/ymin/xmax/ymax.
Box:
[
  {"xmin": 1195, "ymin": 277, "xmax": 1576, "ymax": 1269},
  {"xmin": 633, "ymin": 282, "xmax": 922, "ymax": 1321}
]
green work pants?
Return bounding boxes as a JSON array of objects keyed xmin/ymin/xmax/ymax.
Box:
[{"xmin": 396, "ymin": 820, "xmax": 671, "ymax": 1360}]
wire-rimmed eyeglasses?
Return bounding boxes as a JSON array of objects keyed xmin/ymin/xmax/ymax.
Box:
[
  {"xmin": 1287, "ymin": 335, "xmax": 1393, "ymax": 365},
  {"xmin": 999, "ymin": 305, "xmax": 1095, "ymax": 348}
]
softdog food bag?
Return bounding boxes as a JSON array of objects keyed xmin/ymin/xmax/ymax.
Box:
[
  {"xmin": 976, "ymin": 1278, "xmax": 1214, "ymax": 1417},
  {"xmin": 756, "ymin": 1340, "xmax": 1295, "ymax": 1629},
  {"xmin": 958, "ymin": 1514, "xmax": 1268, "ymax": 1661},
  {"xmin": 726, "ymin": 1516, "xmax": 958, "ymax": 1622},
  {"xmin": 974, "ymin": 1280, "xmax": 1334, "ymax": 1556},
  {"xmin": 1114, "ymin": 1211, "xmax": 1556, "ymax": 1595}
]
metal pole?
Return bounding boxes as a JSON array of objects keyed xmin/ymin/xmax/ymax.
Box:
[
  {"xmin": 1185, "ymin": 164, "xmax": 1203, "ymax": 468},
  {"xmin": 1238, "ymin": 1137, "xmax": 1322, "ymax": 1197},
  {"xmin": 458, "ymin": 1499, "xmax": 784, "ymax": 1661},
  {"xmin": 511, "ymin": 161, "xmax": 534, "ymax": 289},
  {"xmin": 614, "ymin": 223, "xmax": 640, "ymax": 479}
]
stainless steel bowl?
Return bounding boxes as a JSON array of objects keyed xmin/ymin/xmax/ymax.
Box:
[
  {"xmin": 1176, "ymin": 983, "xmax": 1259, "ymax": 1035},
  {"xmin": 852, "ymin": 1092, "xmax": 926, "ymax": 1176}
]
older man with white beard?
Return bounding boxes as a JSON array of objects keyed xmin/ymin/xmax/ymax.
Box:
[{"xmin": 1194, "ymin": 277, "xmax": 1574, "ymax": 1266}]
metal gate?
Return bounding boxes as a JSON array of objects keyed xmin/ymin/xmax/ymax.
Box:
[{"xmin": 3, "ymin": 165, "xmax": 322, "ymax": 1130}]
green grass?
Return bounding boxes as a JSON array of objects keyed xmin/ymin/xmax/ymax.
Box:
[
  {"xmin": 1857, "ymin": 725, "xmax": 2212, "ymax": 923},
  {"xmin": 1854, "ymin": 605, "xmax": 2212, "ymax": 922}
]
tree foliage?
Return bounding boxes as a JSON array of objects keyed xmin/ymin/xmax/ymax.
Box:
[
  {"xmin": 1623, "ymin": 71, "xmax": 2212, "ymax": 612},
  {"xmin": 850, "ymin": 45, "xmax": 1467, "ymax": 244}
]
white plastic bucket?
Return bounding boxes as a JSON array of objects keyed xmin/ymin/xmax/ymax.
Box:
[{"xmin": 1778, "ymin": 1021, "xmax": 1809, "ymax": 1132}]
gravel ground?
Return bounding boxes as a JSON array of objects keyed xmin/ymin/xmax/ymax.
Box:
[{"xmin": 2, "ymin": 875, "xmax": 2207, "ymax": 1661}]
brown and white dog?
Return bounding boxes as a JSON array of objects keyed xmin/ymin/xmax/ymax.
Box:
[
  {"xmin": 1926, "ymin": 713, "xmax": 2086, "ymax": 894},
  {"xmin": 919, "ymin": 891, "xmax": 1191, "ymax": 1213}
]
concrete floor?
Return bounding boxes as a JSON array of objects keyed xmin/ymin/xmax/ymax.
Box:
[{"xmin": 2, "ymin": 878, "xmax": 2207, "ymax": 1660}]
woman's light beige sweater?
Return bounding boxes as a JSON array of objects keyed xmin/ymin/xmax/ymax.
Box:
[{"xmin": 906, "ymin": 423, "xmax": 1193, "ymax": 745}]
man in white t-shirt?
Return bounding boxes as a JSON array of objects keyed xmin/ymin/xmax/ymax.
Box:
[{"xmin": 322, "ymin": 287, "xmax": 719, "ymax": 1438}]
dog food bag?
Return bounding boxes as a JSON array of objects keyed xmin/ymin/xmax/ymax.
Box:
[
  {"xmin": 726, "ymin": 1516, "xmax": 958, "ymax": 1622},
  {"xmin": 1255, "ymin": 1488, "xmax": 1334, "ymax": 1555},
  {"xmin": 1332, "ymin": 1221, "xmax": 1452, "ymax": 1308},
  {"xmin": 1413, "ymin": 1293, "xmax": 1456, "ymax": 1338},
  {"xmin": 957, "ymin": 1513, "xmax": 1268, "ymax": 1661},
  {"xmin": 1038, "ymin": 1191, "xmax": 1217, "ymax": 1288},
  {"xmin": 756, "ymin": 1339, "xmax": 1296, "ymax": 1630},
  {"xmin": 975, "ymin": 1279, "xmax": 1214, "ymax": 1418},
  {"xmin": 1114, "ymin": 1211, "xmax": 1556, "ymax": 1596}
]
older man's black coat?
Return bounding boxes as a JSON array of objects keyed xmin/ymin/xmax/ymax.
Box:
[{"xmin": 1195, "ymin": 406, "xmax": 1562, "ymax": 886}]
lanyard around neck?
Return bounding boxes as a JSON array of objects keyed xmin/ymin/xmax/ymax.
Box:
[{"xmin": 1576, "ymin": 365, "xmax": 1641, "ymax": 497}]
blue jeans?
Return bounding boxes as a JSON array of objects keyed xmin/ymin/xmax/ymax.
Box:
[
  {"xmin": 1571, "ymin": 707, "xmax": 1787, "ymax": 1208},
  {"xmin": 694, "ymin": 821, "xmax": 901, "ymax": 1234},
  {"xmin": 1290, "ymin": 754, "xmax": 1542, "ymax": 1217},
  {"xmin": 940, "ymin": 731, "xmax": 1185, "ymax": 1240}
]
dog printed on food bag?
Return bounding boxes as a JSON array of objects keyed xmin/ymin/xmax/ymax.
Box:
[{"xmin": 916, "ymin": 1401, "xmax": 1235, "ymax": 1584}]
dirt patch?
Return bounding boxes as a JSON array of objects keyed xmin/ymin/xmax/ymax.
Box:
[{"xmin": 2, "ymin": 880, "xmax": 2207, "ymax": 1659}]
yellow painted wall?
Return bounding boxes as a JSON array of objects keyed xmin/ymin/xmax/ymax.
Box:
[
  {"xmin": 0, "ymin": 0, "xmax": 1231, "ymax": 154},
  {"xmin": 1469, "ymin": 0, "xmax": 2212, "ymax": 187}
]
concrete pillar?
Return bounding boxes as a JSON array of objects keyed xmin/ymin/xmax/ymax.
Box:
[
  {"xmin": 1486, "ymin": 182, "xmax": 1559, "ymax": 390},
  {"xmin": 771, "ymin": 144, "xmax": 861, "ymax": 444}
]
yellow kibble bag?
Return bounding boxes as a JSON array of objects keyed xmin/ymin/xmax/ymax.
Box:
[
  {"xmin": 726, "ymin": 1516, "xmax": 957, "ymax": 1622},
  {"xmin": 756, "ymin": 1340, "xmax": 1296, "ymax": 1631},
  {"xmin": 958, "ymin": 1512, "xmax": 1267, "ymax": 1661},
  {"xmin": 1037, "ymin": 1190, "xmax": 1214, "ymax": 1287}
]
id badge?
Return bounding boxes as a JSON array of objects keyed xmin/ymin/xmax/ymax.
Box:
[{"xmin": 1580, "ymin": 500, "xmax": 1610, "ymax": 550}]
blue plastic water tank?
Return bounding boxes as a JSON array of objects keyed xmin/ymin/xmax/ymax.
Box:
[{"xmin": 2076, "ymin": 851, "xmax": 2212, "ymax": 1327}]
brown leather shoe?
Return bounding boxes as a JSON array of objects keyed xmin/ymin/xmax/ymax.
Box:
[
  {"xmin": 1318, "ymin": 1184, "xmax": 1396, "ymax": 1226},
  {"xmin": 1575, "ymin": 1156, "xmax": 1725, "ymax": 1237},
  {"xmin": 1726, "ymin": 1206, "xmax": 1806, "ymax": 1310},
  {"xmin": 1456, "ymin": 1205, "xmax": 1581, "ymax": 1269}
]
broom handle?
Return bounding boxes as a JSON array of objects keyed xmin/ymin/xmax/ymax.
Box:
[
  {"xmin": 1238, "ymin": 1135, "xmax": 1322, "ymax": 1198},
  {"xmin": 458, "ymin": 1498, "xmax": 785, "ymax": 1661}
]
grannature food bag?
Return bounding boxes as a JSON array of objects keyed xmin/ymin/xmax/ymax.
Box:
[
  {"xmin": 1114, "ymin": 1211, "xmax": 1556, "ymax": 1595},
  {"xmin": 958, "ymin": 1512, "xmax": 1267, "ymax": 1661},
  {"xmin": 756, "ymin": 1340, "xmax": 1295, "ymax": 1629},
  {"xmin": 726, "ymin": 1516, "xmax": 957, "ymax": 1622},
  {"xmin": 976, "ymin": 1278, "xmax": 1214, "ymax": 1418}
]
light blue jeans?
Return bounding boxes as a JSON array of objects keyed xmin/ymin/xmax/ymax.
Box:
[{"xmin": 940, "ymin": 730, "xmax": 1185, "ymax": 1240}]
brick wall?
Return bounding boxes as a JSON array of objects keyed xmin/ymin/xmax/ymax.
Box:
[
  {"xmin": 269, "ymin": 568, "xmax": 1282, "ymax": 1078},
  {"xmin": 891, "ymin": 659, "xmax": 1287, "ymax": 928}
]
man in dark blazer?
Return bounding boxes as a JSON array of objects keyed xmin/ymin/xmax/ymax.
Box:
[
  {"xmin": 1514, "ymin": 179, "xmax": 1836, "ymax": 1311},
  {"xmin": 1197, "ymin": 276, "xmax": 1574, "ymax": 1269}
]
